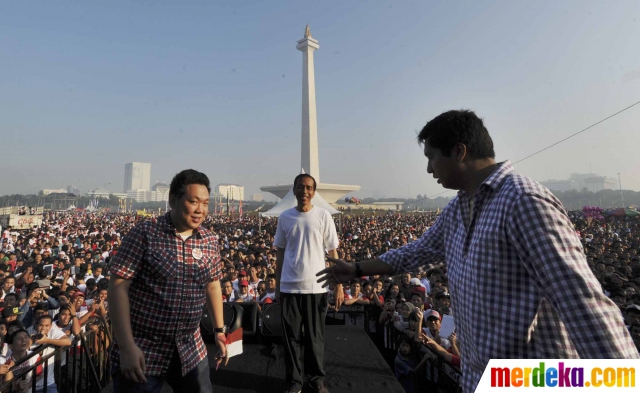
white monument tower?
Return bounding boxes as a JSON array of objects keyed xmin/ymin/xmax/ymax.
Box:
[
  {"xmin": 297, "ymin": 25, "xmax": 321, "ymax": 182},
  {"xmin": 261, "ymin": 26, "xmax": 360, "ymax": 203}
]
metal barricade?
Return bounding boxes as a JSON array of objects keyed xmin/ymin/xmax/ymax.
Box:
[
  {"xmin": 379, "ymin": 315, "xmax": 463, "ymax": 393},
  {"xmin": 0, "ymin": 316, "xmax": 112, "ymax": 393}
]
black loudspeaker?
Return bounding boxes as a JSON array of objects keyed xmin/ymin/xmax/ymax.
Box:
[
  {"xmin": 201, "ymin": 303, "xmax": 243, "ymax": 339},
  {"xmin": 261, "ymin": 303, "xmax": 283, "ymax": 337},
  {"xmin": 236, "ymin": 302, "xmax": 258, "ymax": 337}
]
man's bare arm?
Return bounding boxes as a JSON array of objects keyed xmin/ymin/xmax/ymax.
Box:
[
  {"xmin": 107, "ymin": 275, "xmax": 147, "ymax": 383},
  {"xmin": 275, "ymin": 247, "xmax": 285, "ymax": 302}
]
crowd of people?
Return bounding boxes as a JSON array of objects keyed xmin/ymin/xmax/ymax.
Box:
[{"xmin": 0, "ymin": 207, "xmax": 638, "ymax": 392}]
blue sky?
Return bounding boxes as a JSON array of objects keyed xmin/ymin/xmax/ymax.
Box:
[{"xmin": 2, "ymin": 1, "xmax": 640, "ymax": 200}]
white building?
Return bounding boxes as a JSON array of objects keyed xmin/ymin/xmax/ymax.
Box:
[
  {"xmin": 41, "ymin": 188, "xmax": 67, "ymax": 196},
  {"xmin": 127, "ymin": 189, "xmax": 152, "ymax": 202},
  {"xmin": 151, "ymin": 182, "xmax": 170, "ymax": 202},
  {"xmin": 583, "ymin": 176, "xmax": 617, "ymax": 192},
  {"xmin": 540, "ymin": 179, "xmax": 576, "ymax": 192},
  {"xmin": 66, "ymin": 185, "xmax": 82, "ymax": 195},
  {"xmin": 215, "ymin": 184, "xmax": 244, "ymax": 201},
  {"xmin": 86, "ymin": 188, "xmax": 112, "ymax": 199},
  {"xmin": 541, "ymin": 173, "xmax": 617, "ymax": 192},
  {"xmin": 252, "ymin": 194, "xmax": 263, "ymax": 202},
  {"xmin": 124, "ymin": 162, "xmax": 151, "ymax": 193}
]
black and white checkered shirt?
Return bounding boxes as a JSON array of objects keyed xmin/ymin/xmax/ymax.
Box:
[{"xmin": 380, "ymin": 161, "xmax": 638, "ymax": 392}]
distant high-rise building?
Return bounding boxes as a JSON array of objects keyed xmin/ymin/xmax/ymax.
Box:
[
  {"xmin": 215, "ymin": 184, "xmax": 244, "ymax": 201},
  {"xmin": 252, "ymin": 194, "xmax": 263, "ymax": 202},
  {"xmin": 124, "ymin": 162, "xmax": 151, "ymax": 193}
]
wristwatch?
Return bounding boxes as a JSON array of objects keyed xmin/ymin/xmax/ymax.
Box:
[
  {"xmin": 214, "ymin": 325, "xmax": 228, "ymax": 334},
  {"xmin": 354, "ymin": 262, "xmax": 363, "ymax": 277}
]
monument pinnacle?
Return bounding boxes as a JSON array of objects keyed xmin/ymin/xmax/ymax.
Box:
[{"xmin": 305, "ymin": 24, "xmax": 312, "ymax": 38}]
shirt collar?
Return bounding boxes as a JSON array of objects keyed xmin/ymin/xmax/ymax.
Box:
[
  {"xmin": 160, "ymin": 212, "xmax": 202, "ymax": 239},
  {"xmin": 458, "ymin": 160, "xmax": 514, "ymax": 197}
]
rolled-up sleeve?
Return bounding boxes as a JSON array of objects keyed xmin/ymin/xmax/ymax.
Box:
[
  {"xmin": 508, "ymin": 192, "xmax": 639, "ymax": 358},
  {"xmin": 379, "ymin": 212, "xmax": 446, "ymax": 274},
  {"xmin": 109, "ymin": 224, "xmax": 146, "ymax": 280}
]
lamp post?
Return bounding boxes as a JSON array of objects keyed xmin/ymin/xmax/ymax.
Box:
[{"xmin": 618, "ymin": 173, "xmax": 625, "ymax": 208}]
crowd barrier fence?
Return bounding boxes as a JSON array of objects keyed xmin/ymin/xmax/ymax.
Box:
[
  {"xmin": 330, "ymin": 305, "xmax": 463, "ymax": 393},
  {"xmin": 0, "ymin": 316, "xmax": 111, "ymax": 393}
]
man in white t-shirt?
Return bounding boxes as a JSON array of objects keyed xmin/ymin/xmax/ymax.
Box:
[
  {"xmin": 274, "ymin": 174, "xmax": 343, "ymax": 393},
  {"xmin": 30, "ymin": 314, "xmax": 72, "ymax": 392},
  {"xmin": 247, "ymin": 266, "xmax": 262, "ymax": 298}
]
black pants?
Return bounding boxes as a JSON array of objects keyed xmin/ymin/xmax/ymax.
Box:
[
  {"xmin": 112, "ymin": 346, "xmax": 213, "ymax": 393},
  {"xmin": 281, "ymin": 293, "xmax": 328, "ymax": 390}
]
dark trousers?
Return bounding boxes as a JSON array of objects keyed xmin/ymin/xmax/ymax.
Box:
[
  {"xmin": 113, "ymin": 347, "xmax": 213, "ymax": 393},
  {"xmin": 281, "ymin": 292, "xmax": 328, "ymax": 390}
]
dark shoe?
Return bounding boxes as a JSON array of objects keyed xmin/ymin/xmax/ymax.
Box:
[
  {"xmin": 283, "ymin": 385, "xmax": 302, "ymax": 393},
  {"xmin": 312, "ymin": 381, "xmax": 329, "ymax": 393}
]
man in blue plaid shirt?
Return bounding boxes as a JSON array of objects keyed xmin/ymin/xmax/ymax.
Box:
[{"xmin": 318, "ymin": 110, "xmax": 638, "ymax": 392}]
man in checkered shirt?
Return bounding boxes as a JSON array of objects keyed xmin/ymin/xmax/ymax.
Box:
[
  {"xmin": 108, "ymin": 169, "xmax": 228, "ymax": 393},
  {"xmin": 318, "ymin": 110, "xmax": 639, "ymax": 392}
]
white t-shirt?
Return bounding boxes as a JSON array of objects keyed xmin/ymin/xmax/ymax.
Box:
[
  {"xmin": 26, "ymin": 327, "xmax": 66, "ymax": 390},
  {"xmin": 248, "ymin": 278, "xmax": 262, "ymax": 297},
  {"xmin": 274, "ymin": 206, "xmax": 339, "ymax": 294},
  {"xmin": 223, "ymin": 291, "xmax": 237, "ymax": 303},
  {"xmin": 259, "ymin": 292, "xmax": 276, "ymax": 304},
  {"xmin": 237, "ymin": 292, "xmax": 254, "ymax": 302}
]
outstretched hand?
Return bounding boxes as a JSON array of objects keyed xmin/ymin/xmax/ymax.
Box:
[{"xmin": 316, "ymin": 257, "xmax": 356, "ymax": 287}]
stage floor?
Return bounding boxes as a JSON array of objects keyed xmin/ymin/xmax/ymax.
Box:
[
  {"xmin": 209, "ymin": 325, "xmax": 403, "ymax": 393},
  {"xmin": 103, "ymin": 325, "xmax": 403, "ymax": 393}
]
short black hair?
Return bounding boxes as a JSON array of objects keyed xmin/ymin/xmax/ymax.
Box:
[
  {"xmin": 3, "ymin": 293, "xmax": 17, "ymax": 301},
  {"xmin": 169, "ymin": 169, "xmax": 211, "ymax": 198},
  {"xmin": 6, "ymin": 328, "xmax": 29, "ymax": 345},
  {"xmin": 417, "ymin": 109, "xmax": 495, "ymax": 160},
  {"xmin": 7, "ymin": 320, "xmax": 25, "ymax": 332},
  {"xmin": 293, "ymin": 174, "xmax": 316, "ymax": 191},
  {"xmin": 36, "ymin": 314, "xmax": 53, "ymax": 325},
  {"xmin": 397, "ymin": 335, "xmax": 414, "ymax": 349}
]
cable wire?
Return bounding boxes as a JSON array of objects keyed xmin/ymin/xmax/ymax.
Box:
[
  {"xmin": 513, "ymin": 99, "xmax": 640, "ymax": 164},
  {"xmin": 417, "ymin": 98, "xmax": 640, "ymax": 201}
]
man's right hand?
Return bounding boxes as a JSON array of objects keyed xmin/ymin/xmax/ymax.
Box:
[
  {"xmin": 120, "ymin": 345, "xmax": 147, "ymax": 383},
  {"xmin": 316, "ymin": 257, "xmax": 356, "ymax": 287}
]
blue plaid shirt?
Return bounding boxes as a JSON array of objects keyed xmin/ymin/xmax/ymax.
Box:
[{"xmin": 380, "ymin": 161, "xmax": 638, "ymax": 392}]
